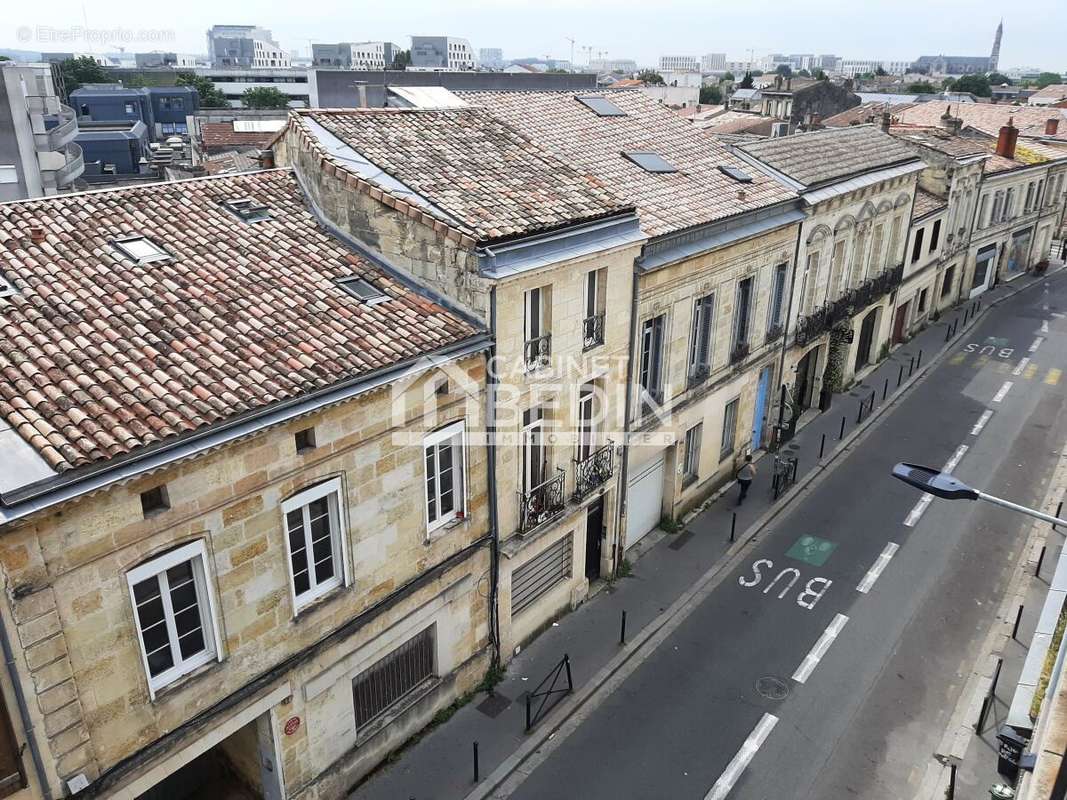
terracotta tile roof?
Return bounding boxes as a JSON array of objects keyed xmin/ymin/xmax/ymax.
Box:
[
  {"xmin": 199, "ymin": 122, "xmax": 277, "ymax": 150},
  {"xmin": 887, "ymin": 124, "xmax": 989, "ymax": 158},
  {"xmin": 289, "ymin": 108, "xmax": 631, "ymax": 245},
  {"xmin": 912, "ymin": 187, "xmax": 947, "ymax": 220},
  {"xmin": 888, "ymin": 123, "xmax": 1067, "ymax": 174},
  {"xmin": 203, "ymin": 150, "xmax": 261, "ymax": 174},
  {"xmin": 823, "ymin": 102, "xmax": 916, "ymax": 128},
  {"xmin": 892, "ymin": 103, "xmax": 1067, "ymax": 142},
  {"xmin": 696, "ymin": 113, "xmax": 777, "ymax": 136},
  {"xmin": 459, "ymin": 90, "xmax": 797, "ymax": 238},
  {"xmin": 0, "ymin": 170, "xmax": 480, "ymax": 473},
  {"xmin": 1029, "ymin": 84, "xmax": 1067, "ymax": 101},
  {"xmin": 736, "ymin": 125, "xmax": 921, "ymax": 188}
]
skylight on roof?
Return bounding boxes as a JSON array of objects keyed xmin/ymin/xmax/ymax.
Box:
[
  {"xmin": 718, "ymin": 165, "xmax": 753, "ymax": 183},
  {"xmin": 111, "ymin": 236, "xmax": 171, "ymax": 265},
  {"xmin": 223, "ymin": 197, "xmax": 272, "ymax": 223},
  {"xmin": 576, "ymin": 96, "xmax": 627, "ymax": 117},
  {"xmin": 622, "ymin": 151, "xmax": 678, "ymax": 173},
  {"xmin": 336, "ymin": 276, "xmax": 387, "ymax": 304},
  {"xmin": 0, "ymin": 273, "xmax": 15, "ymax": 299}
]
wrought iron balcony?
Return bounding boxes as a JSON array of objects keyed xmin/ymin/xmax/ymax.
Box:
[
  {"xmin": 765, "ymin": 323, "xmax": 784, "ymax": 344},
  {"xmin": 573, "ymin": 442, "xmax": 614, "ymax": 501},
  {"xmin": 524, "ymin": 333, "xmax": 552, "ymax": 371},
  {"xmin": 582, "ymin": 312, "xmax": 605, "ymax": 351},
  {"xmin": 730, "ymin": 341, "xmax": 750, "ymax": 365},
  {"xmin": 519, "ymin": 468, "xmax": 566, "ymax": 534},
  {"xmin": 687, "ymin": 363, "xmax": 710, "ymax": 388},
  {"xmin": 795, "ymin": 263, "xmax": 904, "ymax": 346}
]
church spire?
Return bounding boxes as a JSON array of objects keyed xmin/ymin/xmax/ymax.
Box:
[{"xmin": 990, "ymin": 19, "xmax": 1003, "ymax": 72}]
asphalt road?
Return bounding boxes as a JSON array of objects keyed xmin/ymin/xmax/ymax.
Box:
[{"xmin": 506, "ymin": 273, "xmax": 1067, "ymax": 800}]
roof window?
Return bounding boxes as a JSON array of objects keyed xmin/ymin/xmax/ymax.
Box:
[
  {"xmin": 576, "ymin": 96, "xmax": 627, "ymax": 117},
  {"xmin": 718, "ymin": 165, "xmax": 753, "ymax": 183},
  {"xmin": 222, "ymin": 197, "xmax": 272, "ymax": 222},
  {"xmin": 622, "ymin": 151, "xmax": 678, "ymax": 174},
  {"xmin": 111, "ymin": 236, "xmax": 171, "ymax": 264},
  {"xmin": 336, "ymin": 276, "xmax": 387, "ymax": 304},
  {"xmin": 0, "ymin": 273, "xmax": 15, "ymax": 299}
]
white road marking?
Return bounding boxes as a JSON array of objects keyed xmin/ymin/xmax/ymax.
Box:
[
  {"xmin": 857, "ymin": 543, "xmax": 899, "ymax": 593},
  {"xmin": 992, "ymin": 381, "xmax": 1013, "ymax": 403},
  {"xmin": 792, "ymin": 614, "xmax": 849, "ymax": 684},
  {"xmin": 971, "ymin": 410, "xmax": 993, "ymax": 435},
  {"xmin": 1030, "ymin": 336, "xmax": 1045, "ymax": 353},
  {"xmin": 1013, "ymin": 357, "xmax": 1031, "ymax": 376},
  {"xmin": 704, "ymin": 714, "xmax": 779, "ymax": 800},
  {"xmin": 1042, "ymin": 320, "xmax": 1050, "ymax": 334},
  {"xmin": 904, "ymin": 445, "xmax": 969, "ymax": 527}
]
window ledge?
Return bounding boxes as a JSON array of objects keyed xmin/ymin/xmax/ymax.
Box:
[
  {"xmin": 290, "ymin": 582, "xmax": 347, "ymax": 621},
  {"xmin": 149, "ymin": 655, "xmax": 224, "ymax": 704}
]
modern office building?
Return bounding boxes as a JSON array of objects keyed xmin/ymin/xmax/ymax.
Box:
[
  {"xmin": 207, "ymin": 25, "xmax": 290, "ymax": 68},
  {"xmin": 312, "ymin": 42, "xmax": 401, "ymax": 70},
  {"xmin": 410, "ymin": 37, "xmax": 476, "ymax": 70}
]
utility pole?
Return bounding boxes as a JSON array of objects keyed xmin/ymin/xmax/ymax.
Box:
[{"xmin": 565, "ymin": 37, "xmax": 576, "ymax": 70}]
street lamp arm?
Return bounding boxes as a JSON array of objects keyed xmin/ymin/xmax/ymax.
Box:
[{"xmin": 975, "ymin": 491, "xmax": 1067, "ymax": 528}]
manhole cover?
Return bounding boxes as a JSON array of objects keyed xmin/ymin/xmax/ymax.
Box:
[{"xmin": 756, "ymin": 675, "xmax": 790, "ymax": 700}]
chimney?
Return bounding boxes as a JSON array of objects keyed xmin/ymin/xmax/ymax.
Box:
[
  {"xmin": 881, "ymin": 111, "xmax": 891, "ymax": 133},
  {"xmin": 354, "ymin": 81, "xmax": 368, "ymax": 108},
  {"xmin": 946, "ymin": 116, "xmax": 963, "ymax": 135},
  {"xmin": 786, "ymin": 77, "xmax": 792, "ymax": 91},
  {"xmin": 775, "ymin": 75, "xmax": 782, "ymax": 90},
  {"xmin": 256, "ymin": 149, "xmax": 275, "ymax": 169},
  {"xmin": 996, "ymin": 117, "xmax": 1019, "ymax": 159},
  {"xmin": 737, "ymin": 189, "xmax": 747, "ymax": 202},
  {"xmin": 1047, "ymin": 117, "xmax": 1060, "ymax": 136},
  {"xmin": 939, "ymin": 104, "xmax": 953, "ymax": 129},
  {"xmin": 29, "ymin": 226, "xmax": 45, "ymax": 244}
]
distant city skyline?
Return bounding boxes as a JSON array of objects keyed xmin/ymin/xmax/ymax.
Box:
[{"xmin": 3, "ymin": 0, "xmax": 1064, "ymax": 72}]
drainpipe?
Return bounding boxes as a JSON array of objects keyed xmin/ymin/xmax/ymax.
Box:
[
  {"xmin": 485, "ymin": 287, "xmax": 501, "ymax": 666},
  {"xmin": 0, "ymin": 612, "xmax": 52, "ymax": 800},
  {"xmin": 774, "ymin": 212, "xmax": 806, "ymax": 445},
  {"xmin": 612, "ymin": 269, "xmax": 641, "ymax": 576}
]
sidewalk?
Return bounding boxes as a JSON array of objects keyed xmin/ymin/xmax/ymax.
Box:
[{"xmin": 348, "ymin": 267, "xmax": 1059, "ymax": 800}]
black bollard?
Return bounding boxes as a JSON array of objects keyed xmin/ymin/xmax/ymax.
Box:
[
  {"xmin": 473, "ymin": 741, "xmax": 480, "ymax": 783},
  {"xmin": 620, "ymin": 610, "xmax": 627, "ymax": 645},
  {"xmin": 1037, "ymin": 546, "xmax": 1047, "ymax": 577},
  {"xmin": 856, "ymin": 401, "xmax": 863, "ymax": 424},
  {"xmin": 1012, "ymin": 605, "xmax": 1024, "ymax": 641},
  {"xmin": 819, "ymin": 433, "xmax": 826, "ymax": 459},
  {"xmin": 883, "ymin": 377, "xmax": 889, "ymax": 401},
  {"xmin": 1056, "ymin": 501, "xmax": 1064, "ymax": 531},
  {"xmin": 897, "ymin": 364, "xmax": 904, "ymax": 387},
  {"xmin": 839, "ymin": 415, "xmax": 846, "ymax": 440},
  {"xmin": 730, "ymin": 512, "xmax": 736, "ymax": 542},
  {"xmin": 917, "ymin": 349, "xmax": 923, "ymax": 368},
  {"xmin": 945, "ymin": 324, "xmax": 952, "ymax": 342},
  {"xmin": 908, "ymin": 356, "xmax": 915, "ymax": 377}
]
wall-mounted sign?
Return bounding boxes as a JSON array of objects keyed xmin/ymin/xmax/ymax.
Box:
[{"xmin": 284, "ymin": 716, "xmax": 301, "ymax": 736}]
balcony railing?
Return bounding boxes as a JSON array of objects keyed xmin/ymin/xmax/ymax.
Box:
[
  {"xmin": 42, "ymin": 142, "xmax": 85, "ymax": 188},
  {"xmin": 573, "ymin": 442, "xmax": 614, "ymax": 501},
  {"xmin": 730, "ymin": 341, "xmax": 750, "ymax": 365},
  {"xmin": 33, "ymin": 103, "xmax": 78, "ymax": 152},
  {"xmin": 25, "ymin": 95, "xmax": 61, "ymax": 116},
  {"xmin": 524, "ymin": 333, "xmax": 552, "ymax": 371},
  {"xmin": 519, "ymin": 468, "xmax": 566, "ymax": 534},
  {"xmin": 582, "ymin": 312, "xmax": 605, "ymax": 351},
  {"xmin": 795, "ymin": 263, "xmax": 904, "ymax": 346}
]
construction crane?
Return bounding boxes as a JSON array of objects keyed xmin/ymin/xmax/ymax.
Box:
[{"xmin": 582, "ymin": 45, "xmax": 594, "ymax": 67}]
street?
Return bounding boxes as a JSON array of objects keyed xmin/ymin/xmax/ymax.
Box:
[{"xmin": 504, "ymin": 273, "xmax": 1067, "ymax": 800}]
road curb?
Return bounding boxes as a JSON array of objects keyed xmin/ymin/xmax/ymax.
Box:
[{"xmin": 464, "ymin": 270, "xmax": 1063, "ymax": 800}]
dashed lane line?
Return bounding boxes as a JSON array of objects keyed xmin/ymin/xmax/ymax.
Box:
[
  {"xmin": 1030, "ymin": 336, "xmax": 1045, "ymax": 353},
  {"xmin": 905, "ymin": 445, "xmax": 969, "ymax": 527},
  {"xmin": 792, "ymin": 614, "xmax": 849, "ymax": 684},
  {"xmin": 857, "ymin": 543, "xmax": 900, "ymax": 594},
  {"xmin": 704, "ymin": 714, "xmax": 779, "ymax": 800},
  {"xmin": 992, "ymin": 381, "xmax": 1013, "ymax": 403},
  {"xmin": 1012, "ymin": 357, "xmax": 1030, "ymax": 376},
  {"xmin": 971, "ymin": 410, "xmax": 993, "ymax": 435}
]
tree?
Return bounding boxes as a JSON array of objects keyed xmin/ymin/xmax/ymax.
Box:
[
  {"xmin": 60, "ymin": 56, "xmax": 109, "ymax": 92},
  {"xmin": 987, "ymin": 72, "xmax": 1013, "ymax": 86},
  {"xmin": 175, "ymin": 71, "xmax": 229, "ymax": 108},
  {"xmin": 699, "ymin": 85, "xmax": 723, "ymax": 104},
  {"xmin": 775, "ymin": 64, "xmax": 792, "ymax": 78},
  {"xmin": 796, "ymin": 69, "xmax": 811, "ymax": 78},
  {"xmin": 1037, "ymin": 72, "xmax": 1064, "ymax": 88},
  {"xmin": 941, "ymin": 77, "xmax": 955, "ymax": 90},
  {"xmin": 739, "ymin": 71, "xmax": 754, "ymax": 89},
  {"xmin": 636, "ymin": 69, "xmax": 665, "ymax": 85},
  {"xmin": 875, "ymin": 66, "xmax": 888, "ymax": 76},
  {"xmin": 723, "ymin": 71, "xmax": 735, "ymax": 81},
  {"xmin": 814, "ymin": 69, "xmax": 827, "ymax": 81},
  {"xmin": 0, "ymin": 56, "xmax": 10, "ymax": 62},
  {"xmin": 907, "ymin": 81, "xmax": 937, "ymax": 93},
  {"xmin": 241, "ymin": 87, "xmax": 290, "ymax": 109},
  {"xmin": 951, "ymin": 73, "xmax": 991, "ymax": 97},
  {"xmin": 749, "ymin": 70, "xmax": 763, "ymax": 77},
  {"xmin": 391, "ymin": 50, "xmax": 411, "ymax": 70}
]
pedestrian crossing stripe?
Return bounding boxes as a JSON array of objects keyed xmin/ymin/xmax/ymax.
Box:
[
  {"xmin": 974, "ymin": 355, "xmax": 990, "ymax": 369},
  {"xmin": 1026, "ymin": 364, "xmax": 1039, "ymax": 380},
  {"xmin": 1047, "ymin": 368, "xmax": 1062, "ymax": 386},
  {"xmin": 949, "ymin": 353, "xmax": 966, "ymax": 365}
]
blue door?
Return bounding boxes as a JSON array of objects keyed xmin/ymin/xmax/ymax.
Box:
[{"xmin": 751, "ymin": 366, "xmax": 771, "ymax": 451}]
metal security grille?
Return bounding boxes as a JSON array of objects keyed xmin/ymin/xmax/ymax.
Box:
[
  {"xmin": 352, "ymin": 626, "xmax": 435, "ymax": 729},
  {"xmin": 512, "ymin": 534, "xmax": 572, "ymax": 617}
]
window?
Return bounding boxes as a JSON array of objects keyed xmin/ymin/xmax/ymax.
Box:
[
  {"xmin": 800, "ymin": 252, "xmax": 820, "ymax": 315},
  {"xmin": 127, "ymin": 540, "xmax": 220, "ymax": 696},
  {"xmin": 577, "ymin": 384, "xmax": 596, "ymax": 462},
  {"xmin": 223, "ymin": 197, "xmax": 272, "ymax": 223},
  {"xmin": 583, "ymin": 269, "xmax": 606, "ymax": 350},
  {"xmin": 1024, "ymin": 182, "xmax": 1035, "ymax": 212},
  {"xmin": 977, "ymin": 195, "xmax": 989, "ymax": 229},
  {"xmin": 112, "ymin": 236, "xmax": 171, "ymax": 264},
  {"xmin": 512, "ymin": 534, "xmax": 573, "ymax": 616},
  {"xmin": 352, "ymin": 625, "xmax": 436, "ymax": 729},
  {"xmin": 718, "ymin": 165, "xmax": 753, "ymax": 183},
  {"xmin": 336, "ymin": 276, "xmax": 387, "ymax": 303},
  {"xmin": 688, "ymin": 294, "xmax": 715, "ymax": 383},
  {"xmin": 868, "ymin": 223, "xmax": 885, "ymax": 277},
  {"xmin": 424, "ymin": 422, "xmax": 466, "ymax": 533},
  {"xmin": 576, "ymin": 96, "xmax": 626, "ymax": 116},
  {"xmin": 140, "ymin": 485, "xmax": 170, "ymax": 517},
  {"xmin": 524, "ymin": 286, "xmax": 551, "ymax": 370},
  {"xmin": 0, "ymin": 165, "xmax": 16, "ymax": 185},
  {"xmin": 910, "ymin": 228, "xmax": 925, "ymax": 263},
  {"xmin": 929, "ymin": 220, "xmax": 941, "ymax": 252},
  {"xmin": 0, "ymin": 270, "xmax": 14, "ymax": 299},
  {"xmin": 768, "ymin": 263, "xmax": 788, "ymax": 329},
  {"xmin": 294, "ymin": 427, "xmax": 316, "ymax": 453},
  {"xmin": 733, "ymin": 277, "xmax": 753, "ymax": 351},
  {"xmin": 1005, "ymin": 188, "xmax": 1016, "ymax": 219},
  {"xmin": 683, "ymin": 424, "xmax": 702, "ymax": 485},
  {"xmin": 991, "ymin": 191, "xmax": 1004, "ymax": 223},
  {"xmin": 941, "ymin": 266, "xmax": 955, "ymax": 298},
  {"xmin": 638, "ymin": 315, "xmax": 666, "ymax": 407},
  {"xmin": 281, "ymin": 478, "xmax": 347, "ymax": 610},
  {"xmin": 124, "ymin": 102, "xmax": 135, "ymax": 114},
  {"xmin": 887, "ymin": 216, "xmax": 902, "ymax": 267},
  {"xmin": 622, "ymin": 151, "xmax": 678, "ymax": 174},
  {"xmin": 522, "ymin": 407, "xmax": 547, "ymax": 493},
  {"xmin": 720, "ymin": 398, "xmax": 739, "ymax": 460}
]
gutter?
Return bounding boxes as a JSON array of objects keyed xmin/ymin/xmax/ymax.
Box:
[{"xmin": 486, "ymin": 287, "xmax": 501, "ymax": 665}]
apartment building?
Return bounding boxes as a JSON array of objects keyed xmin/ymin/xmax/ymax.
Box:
[
  {"xmin": 0, "ymin": 62, "xmax": 83, "ymax": 201},
  {"xmin": 659, "ymin": 55, "xmax": 700, "ymax": 72},
  {"xmin": 207, "ymin": 25, "xmax": 290, "ymax": 69},
  {"xmin": 311, "ymin": 42, "xmax": 401, "ymax": 70},
  {"xmin": 701, "ymin": 53, "xmax": 727, "ymax": 72},
  {"xmin": 734, "ymin": 126, "xmax": 924, "ymax": 430},
  {"xmin": 410, "ymin": 37, "xmax": 476, "ymax": 71},
  {"xmin": 0, "ymin": 170, "xmax": 495, "ymax": 799},
  {"xmin": 462, "ymin": 89, "xmax": 803, "ymax": 543}
]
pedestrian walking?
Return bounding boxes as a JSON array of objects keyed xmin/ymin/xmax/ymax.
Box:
[{"xmin": 736, "ymin": 455, "xmax": 756, "ymax": 506}]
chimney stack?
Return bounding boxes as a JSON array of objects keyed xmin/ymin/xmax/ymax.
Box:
[
  {"xmin": 881, "ymin": 111, "xmax": 891, "ymax": 133},
  {"xmin": 996, "ymin": 117, "xmax": 1019, "ymax": 159},
  {"xmin": 1047, "ymin": 117, "xmax": 1060, "ymax": 136},
  {"xmin": 256, "ymin": 149, "xmax": 275, "ymax": 169},
  {"xmin": 29, "ymin": 226, "xmax": 45, "ymax": 244}
]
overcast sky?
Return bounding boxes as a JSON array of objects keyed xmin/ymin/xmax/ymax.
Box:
[{"xmin": 5, "ymin": 0, "xmax": 1065, "ymax": 72}]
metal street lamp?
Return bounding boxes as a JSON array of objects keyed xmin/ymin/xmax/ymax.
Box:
[{"xmin": 891, "ymin": 462, "xmax": 1067, "ymax": 527}]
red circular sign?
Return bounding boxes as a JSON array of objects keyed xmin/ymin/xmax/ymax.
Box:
[{"xmin": 284, "ymin": 716, "xmax": 301, "ymax": 736}]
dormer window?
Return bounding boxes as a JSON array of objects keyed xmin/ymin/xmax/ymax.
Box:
[
  {"xmin": 622, "ymin": 151, "xmax": 678, "ymax": 174},
  {"xmin": 112, "ymin": 236, "xmax": 171, "ymax": 265},
  {"xmin": 336, "ymin": 276, "xmax": 387, "ymax": 304},
  {"xmin": 222, "ymin": 197, "xmax": 272, "ymax": 223}
]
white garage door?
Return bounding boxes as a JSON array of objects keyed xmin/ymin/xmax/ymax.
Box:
[{"xmin": 626, "ymin": 452, "xmax": 665, "ymax": 548}]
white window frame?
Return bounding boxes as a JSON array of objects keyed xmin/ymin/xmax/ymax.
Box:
[
  {"xmin": 683, "ymin": 423, "xmax": 702, "ymax": 484},
  {"xmin": 126, "ymin": 540, "xmax": 222, "ymax": 698},
  {"xmin": 281, "ymin": 477, "xmax": 349, "ymax": 613},
  {"xmin": 522, "ymin": 407, "xmax": 548, "ymax": 493},
  {"xmin": 577, "ymin": 383, "xmax": 597, "ymax": 462},
  {"xmin": 423, "ymin": 421, "xmax": 468, "ymax": 535},
  {"xmin": 688, "ymin": 293, "xmax": 715, "ymax": 377}
]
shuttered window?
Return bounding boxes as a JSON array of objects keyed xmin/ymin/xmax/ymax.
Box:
[
  {"xmin": 512, "ymin": 534, "xmax": 573, "ymax": 616},
  {"xmin": 352, "ymin": 626, "xmax": 436, "ymax": 730}
]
